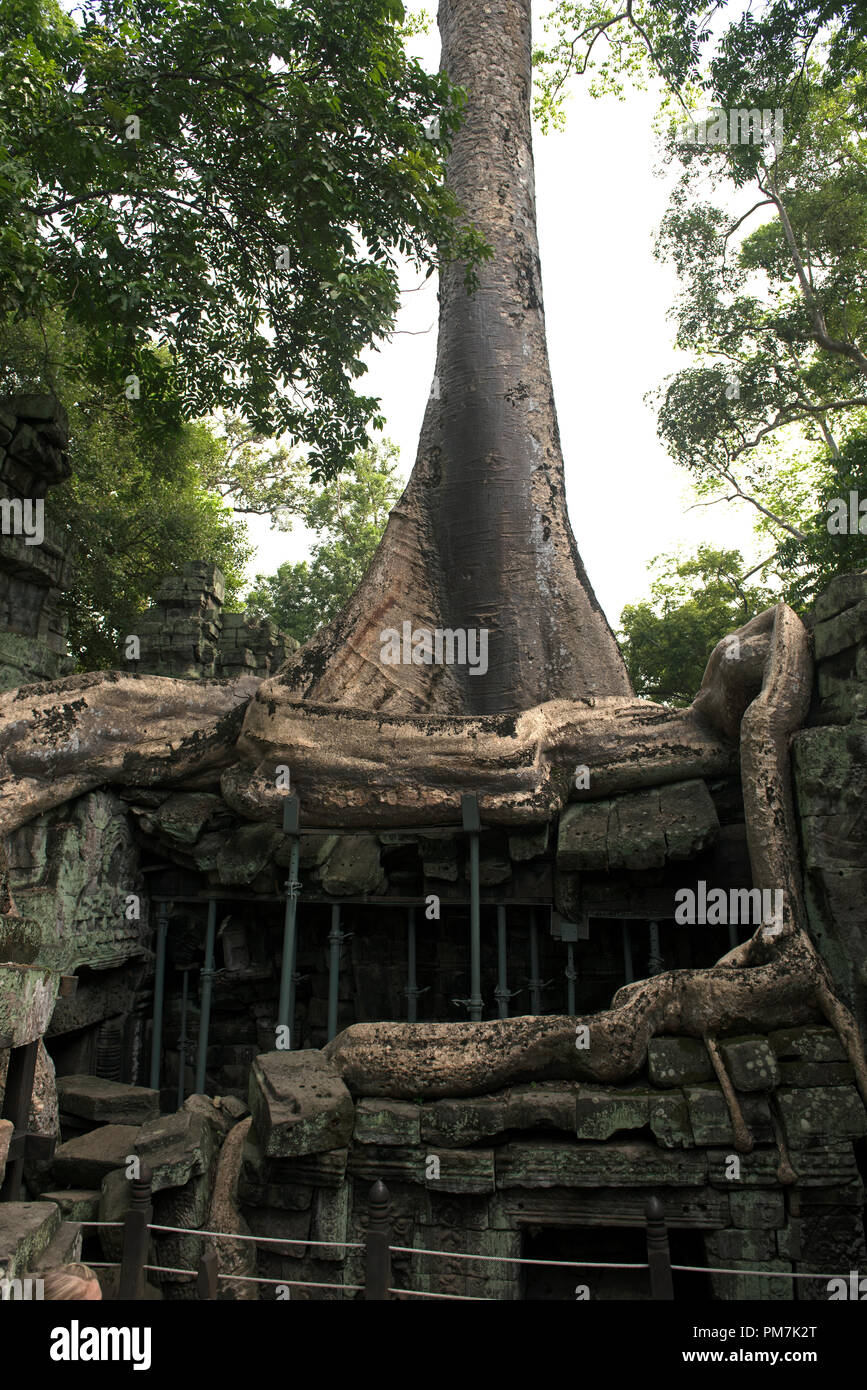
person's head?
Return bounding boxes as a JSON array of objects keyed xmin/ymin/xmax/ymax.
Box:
[{"xmin": 41, "ymin": 1263, "xmax": 102, "ymax": 1301}]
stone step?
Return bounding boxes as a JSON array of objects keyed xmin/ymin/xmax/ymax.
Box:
[
  {"xmin": 0, "ymin": 1201, "xmax": 60, "ymax": 1279},
  {"xmin": 34, "ymin": 1219, "xmax": 82, "ymax": 1270}
]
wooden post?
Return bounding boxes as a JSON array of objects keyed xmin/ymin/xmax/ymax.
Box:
[
  {"xmin": 364, "ymin": 1180, "xmax": 392, "ymax": 1300},
  {"xmin": 196, "ymin": 1242, "xmax": 219, "ymax": 1300},
  {"xmin": 0, "ymin": 1039, "xmax": 41, "ymax": 1202},
  {"xmin": 645, "ymin": 1194, "xmax": 674, "ymax": 1299},
  {"xmin": 118, "ymin": 1165, "xmax": 153, "ymax": 1301}
]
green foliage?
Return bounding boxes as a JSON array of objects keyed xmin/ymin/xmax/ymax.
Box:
[
  {"xmin": 0, "ymin": 312, "xmax": 250, "ymax": 669},
  {"xmin": 0, "ymin": 0, "xmax": 490, "ymax": 476},
  {"xmin": 775, "ymin": 434, "xmax": 867, "ymax": 611},
  {"xmin": 619, "ymin": 547, "xmax": 771, "ymax": 704},
  {"xmin": 245, "ymin": 440, "xmax": 403, "ymax": 643}
]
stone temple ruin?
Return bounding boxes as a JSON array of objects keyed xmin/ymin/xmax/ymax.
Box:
[{"xmin": 1, "ymin": 0, "xmax": 866, "ymax": 1301}]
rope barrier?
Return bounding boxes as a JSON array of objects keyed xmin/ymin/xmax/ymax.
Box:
[
  {"xmin": 671, "ymin": 1263, "xmax": 849, "ymax": 1280},
  {"xmin": 146, "ymin": 1222, "xmax": 362, "ymax": 1250},
  {"xmin": 390, "ymin": 1246, "xmax": 649, "ymax": 1270},
  {"xmin": 389, "ymin": 1287, "xmax": 494, "ymax": 1301}
]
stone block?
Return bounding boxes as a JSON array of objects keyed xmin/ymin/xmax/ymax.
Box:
[
  {"xmin": 246, "ymin": 1204, "xmax": 311, "ymax": 1259},
  {"xmin": 216, "ymin": 823, "xmax": 283, "ymax": 885},
  {"xmin": 608, "ymin": 790, "xmax": 667, "ymax": 870},
  {"xmin": 134, "ymin": 1109, "xmax": 216, "ymax": 1192},
  {"xmin": 660, "ymin": 780, "xmax": 719, "ymax": 859},
  {"xmin": 728, "ymin": 1191, "xmax": 785, "ymax": 1229},
  {"xmin": 508, "ymin": 826, "xmax": 549, "ymax": 861},
  {"xmin": 775, "ymin": 1087, "xmax": 867, "ymax": 1147},
  {"xmin": 684, "ymin": 1085, "xmax": 773, "ymax": 1146},
  {"xmin": 557, "ymin": 801, "xmax": 610, "ymax": 871},
  {"xmin": 310, "ymin": 1184, "xmax": 350, "ymax": 1262},
  {"xmin": 768, "ymin": 1026, "xmax": 847, "ymax": 1064},
  {"xmin": 718, "ymin": 1036, "xmax": 780, "ymax": 1092},
  {"xmin": 424, "ymin": 1149, "xmax": 495, "ymax": 1195},
  {"xmin": 238, "ymin": 1139, "xmax": 316, "ymax": 1210},
  {"xmin": 495, "ymin": 1140, "xmax": 709, "ymax": 1188},
  {"xmin": 354, "ymin": 1099, "xmax": 421, "ymax": 1147},
  {"xmin": 420, "ymin": 1095, "xmax": 507, "ymax": 1148},
  {"xmin": 38, "ymin": 1189, "xmax": 100, "ymax": 1222},
  {"xmin": 319, "ymin": 836, "xmax": 386, "ymax": 896},
  {"xmin": 705, "ymin": 1227, "xmax": 777, "ymax": 1262},
  {"xmin": 573, "ymin": 1085, "xmax": 648, "ymax": 1140},
  {"xmin": 0, "ymin": 1202, "xmax": 60, "ymax": 1280},
  {"xmin": 813, "ymin": 572, "xmax": 867, "ymax": 624},
  {"xmin": 813, "ymin": 599, "xmax": 867, "ymax": 661},
  {"xmin": 505, "ymin": 1086, "xmax": 576, "ymax": 1133},
  {"xmin": 648, "ymin": 1092, "xmax": 694, "ymax": 1149},
  {"xmin": 648, "ymin": 1037, "xmax": 713, "ymax": 1087},
  {"xmin": 56, "ymin": 1075, "xmax": 160, "ymax": 1126},
  {"xmin": 248, "ymin": 1051, "xmax": 354, "ymax": 1158},
  {"xmin": 51, "ymin": 1124, "xmax": 140, "ymax": 1188}
]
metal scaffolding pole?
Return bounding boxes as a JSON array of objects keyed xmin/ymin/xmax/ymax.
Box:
[
  {"xmin": 405, "ymin": 907, "xmax": 418, "ymax": 1022},
  {"xmin": 565, "ymin": 942, "xmax": 577, "ymax": 1015},
  {"xmin": 529, "ymin": 910, "xmax": 542, "ymax": 1014},
  {"xmin": 176, "ymin": 968, "xmax": 190, "ymax": 1110},
  {"xmin": 277, "ymin": 795, "xmax": 301, "ymax": 1044},
  {"xmin": 621, "ymin": 921, "xmax": 634, "ymax": 984},
  {"xmin": 149, "ymin": 905, "xmax": 169, "ymax": 1091},
  {"xmin": 495, "ymin": 906, "xmax": 510, "ymax": 1018},
  {"xmin": 462, "ymin": 794, "xmax": 482, "ymax": 1021},
  {"xmin": 327, "ymin": 905, "xmax": 343, "ymax": 1042},
  {"xmin": 195, "ymin": 898, "xmax": 217, "ymax": 1095}
]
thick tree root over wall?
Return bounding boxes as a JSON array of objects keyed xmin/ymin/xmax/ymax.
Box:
[{"xmin": 324, "ymin": 605, "xmax": 867, "ymax": 1107}]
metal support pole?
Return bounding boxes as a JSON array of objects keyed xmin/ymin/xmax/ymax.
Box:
[
  {"xmin": 529, "ymin": 911, "xmax": 542, "ymax": 1014},
  {"xmin": 462, "ymin": 794, "xmax": 482, "ymax": 1022},
  {"xmin": 621, "ymin": 921, "xmax": 634, "ymax": 984},
  {"xmin": 728, "ymin": 919, "xmax": 739, "ymax": 951},
  {"xmin": 195, "ymin": 899, "xmax": 217, "ymax": 1096},
  {"xmin": 327, "ymin": 904, "xmax": 342, "ymax": 1043},
  {"xmin": 648, "ymin": 919, "xmax": 664, "ymax": 976},
  {"xmin": 645, "ymin": 1195, "xmax": 674, "ymax": 1299},
  {"xmin": 149, "ymin": 906, "xmax": 169, "ymax": 1091},
  {"xmin": 118, "ymin": 1165, "xmax": 153, "ymax": 1301},
  {"xmin": 565, "ymin": 943, "xmax": 577, "ymax": 1015},
  {"xmin": 176, "ymin": 968, "xmax": 190, "ymax": 1110},
  {"xmin": 364, "ymin": 1180, "xmax": 392, "ymax": 1300},
  {"xmin": 406, "ymin": 907, "xmax": 418, "ymax": 1023},
  {"xmin": 495, "ymin": 906, "xmax": 509, "ymax": 1018},
  {"xmin": 278, "ymin": 795, "xmax": 301, "ymax": 1043}
]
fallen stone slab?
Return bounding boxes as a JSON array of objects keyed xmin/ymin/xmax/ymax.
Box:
[
  {"xmin": 51, "ymin": 1124, "xmax": 140, "ymax": 1188},
  {"xmin": 56, "ymin": 1075, "xmax": 160, "ymax": 1126},
  {"xmin": 0, "ymin": 1201, "xmax": 60, "ymax": 1279},
  {"xmin": 39, "ymin": 1189, "xmax": 100, "ymax": 1222},
  {"xmin": 134, "ymin": 1108, "xmax": 217, "ymax": 1193},
  {"xmin": 248, "ymin": 1051, "xmax": 354, "ymax": 1158}
]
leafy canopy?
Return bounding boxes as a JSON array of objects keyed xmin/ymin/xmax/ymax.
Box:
[
  {"xmin": 245, "ymin": 440, "xmax": 403, "ymax": 643},
  {"xmin": 0, "ymin": 0, "xmax": 490, "ymax": 476}
]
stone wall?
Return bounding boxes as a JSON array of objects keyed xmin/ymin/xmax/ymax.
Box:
[
  {"xmin": 231, "ymin": 1030, "xmax": 867, "ymax": 1300},
  {"xmin": 795, "ymin": 570, "xmax": 867, "ymax": 1032},
  {"xmin": 0, "ymin": 394, "xmax": 75, "ymax": 690},
  {"xmin": 136, "ymin": 560, "xmax": 297, "ymax": 680}
]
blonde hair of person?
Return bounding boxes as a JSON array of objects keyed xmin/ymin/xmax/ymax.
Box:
[{"xmin": 41, "ymin": 1263, "xmax": 102, "ymax": 1301}]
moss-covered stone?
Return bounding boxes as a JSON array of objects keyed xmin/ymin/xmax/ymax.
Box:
[
  {"xmin": 768, "ymin": 1026, "xmax": 847, "ymax": 1064},
  {"xmin": 648, "ymin": 1037, "xmax": 713, "ymax": 1087},
  {"xmin": 728, "ymin": 1190, "xmax": 785, "ymax": 1229},
  {"xmin": 775, "ymin": 1086, "xmax": 867, "ymax": 1147},
  {"xmin": 718, "ymin": 1036, "xmax": 780, "ymax": 1092},
  {"xmin": 354, "ymin": 1099, "xmax": 421, "ymax": 1147}
]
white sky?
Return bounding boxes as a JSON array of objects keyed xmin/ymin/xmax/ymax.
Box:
[{"xmin": 243, "ymin": 1, "xmax": 761, "ymax": 632}]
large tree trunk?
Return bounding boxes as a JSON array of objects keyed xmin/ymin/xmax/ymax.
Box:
[{"xmin": 274, "ymin": 0, "xmax": 631, "ymax": 715}]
